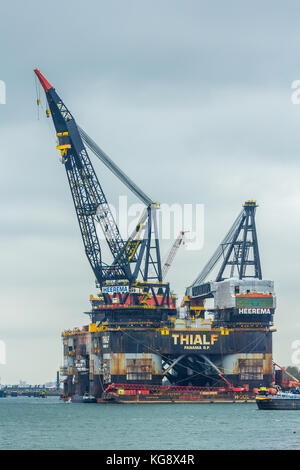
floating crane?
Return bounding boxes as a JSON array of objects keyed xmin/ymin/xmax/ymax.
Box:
[
  {"xmin": 35, "ymin": 71, "xmax": 277, "ymax": 396},
  {"xmin": 34, "ymin": 68, "xmax": 172, "ymax": 312}
]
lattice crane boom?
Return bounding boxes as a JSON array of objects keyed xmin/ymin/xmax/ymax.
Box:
[
  {"xmin": 186, "ymin": 200, "xmax": 262, "ymax": 298},
  {"xmin": 34, "ymin": 68, "xmax": 131, "ymax": 286},
  {"xmin": 162, "ymin": 231, "xmax": 187, "ymax": 280},
  {"xmin": 34, "ymin": 68, "xmax": 164, "ymax": 289}
]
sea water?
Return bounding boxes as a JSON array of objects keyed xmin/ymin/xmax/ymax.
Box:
[{"xmin": 0, "ymin": 396, "xmax": 299, "ymax": 450}]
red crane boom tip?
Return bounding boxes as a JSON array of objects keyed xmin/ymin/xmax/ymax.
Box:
[{"xmin": 34, "ymin": 68, "xmax": 53, "ymax": 92}]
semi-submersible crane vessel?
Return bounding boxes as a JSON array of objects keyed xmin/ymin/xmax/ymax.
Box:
[{"xmin": 35, "ymin": 69, "xmax": 276, "ymax": 403}]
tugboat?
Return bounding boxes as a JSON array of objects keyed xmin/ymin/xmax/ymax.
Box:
[
  {"xmin": 82, "ymin": 393, "xmax": 97, "ymax": 403},
  {"xmin": 71, "ymin": 393, "xmax": 96, "ymax": 403},
  {"xmin": 256, "ymin": 386, "xmax": 300, "ymax": 410}
]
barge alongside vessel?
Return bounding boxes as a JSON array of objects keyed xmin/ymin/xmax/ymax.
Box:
[{"xmin": 101, "ymin": 383, "xmax": 252, "ymax": 403}]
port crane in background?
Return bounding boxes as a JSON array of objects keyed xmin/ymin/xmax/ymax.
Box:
[
  {"xmin": 162, "ymin": 231, "xmax": 187, "ymax": 280},
  {"xmin": 34, "ymin": 68, "xmax": 173, "ymax": 310}
]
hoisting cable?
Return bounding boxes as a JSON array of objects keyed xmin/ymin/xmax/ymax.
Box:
[
  {"xmin": 34, "ymin": 73, "xmax": 41, "ymax": 120},
  {"xmin": 78, "ymin": 126, "xmax": 153, "ymax": 207}
]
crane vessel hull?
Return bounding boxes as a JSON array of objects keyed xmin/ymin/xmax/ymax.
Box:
[{"xmin": 61, "ymin": 311, "xmax": 273, "ymax": 402}]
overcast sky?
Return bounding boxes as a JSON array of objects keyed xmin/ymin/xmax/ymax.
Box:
[{"xmin": 1, "ymin": 0, "xmax": 300, "ymax": 383}]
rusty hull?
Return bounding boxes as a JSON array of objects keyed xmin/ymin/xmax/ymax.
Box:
[{"xmin": 61, "ymin": 325, "xmax": 273, "ymax": 397}]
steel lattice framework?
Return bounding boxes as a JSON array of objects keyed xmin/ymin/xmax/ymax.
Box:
[
  {"xmin": 186, "ymin": 200, "xmax": 262, "ymax": 297},
  {"xmin": 34, "ymin": 68, "xmax": 165, "ymax": 294}
]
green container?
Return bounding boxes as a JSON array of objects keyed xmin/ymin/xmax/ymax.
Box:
[{"xmin": 236, "ymin": 296, "xmax": 273, "ymax": 308}]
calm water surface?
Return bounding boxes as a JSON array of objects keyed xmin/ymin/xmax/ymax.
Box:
[{"xmin": 0, "ymin": 396, "xmax": 299, "ymax": 450}]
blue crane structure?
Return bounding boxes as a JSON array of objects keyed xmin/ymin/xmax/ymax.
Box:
[{"xmin": 34, "ymin": 69, "xmax": 171, "ymax": 309}]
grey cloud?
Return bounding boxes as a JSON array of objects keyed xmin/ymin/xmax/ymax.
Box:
[{"xmin": 1, "ymin": 0, "xmax": 300, "ymax": 382}]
